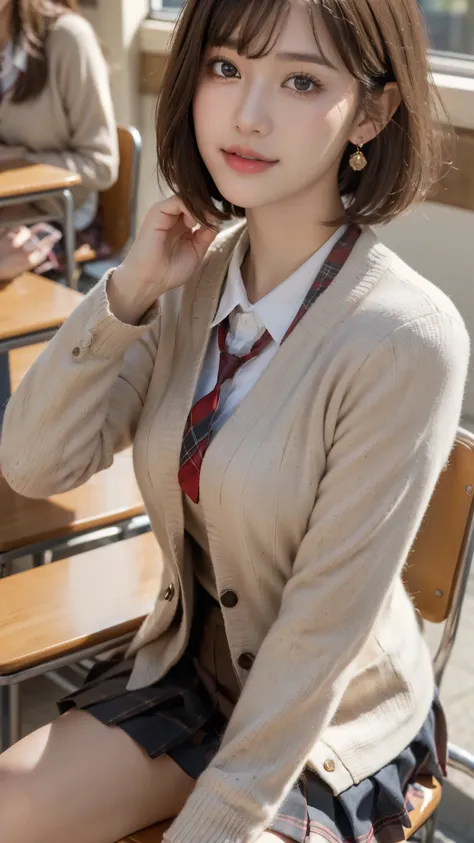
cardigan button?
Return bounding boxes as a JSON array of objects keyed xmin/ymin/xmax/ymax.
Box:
[
  {"xmin": 72, "ymin": 346, "xmax": 81, "ymax": 358},
  {"xmin": 220, "ymin": 590, "xmax": 238, "ymax": 608},
  {"xmin": 323, "ymin": 759, "xmax": 336, "ymax": 773},
  {"xmin": 163, "ymin": 583, "xmax": 175, "ymax": 602},
  {"xmin": 238, "ymin": 652, "xmax": 255, "ymax": 671}
]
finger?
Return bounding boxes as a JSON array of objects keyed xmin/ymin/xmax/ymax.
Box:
[
  {"xmin": 10, "ymin": 227, "xmax": 31, "ymax": 248},
  {"xmin": 27, "ymin": 248, "xmax": 46, "ymax": 268},
  {"xmin": 192, "ymin": 225, "xmax": 218, "ymax": 257},
  {"xmin": 154, "ymin": 195, "xmax": 196, "ymax": 231},
  {"xmin": 22, "ymin": 234, "xmax": 41, "ymax": 253},
  {"xmin": 35, "ymin": 231, "xmax": 61, "ymax": 255}
]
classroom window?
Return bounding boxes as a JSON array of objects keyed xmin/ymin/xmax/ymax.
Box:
[{"xmin": 149, "ymin": 0, "xmax": 474, "ymax": 59}]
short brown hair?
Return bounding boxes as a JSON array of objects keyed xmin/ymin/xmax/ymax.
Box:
[
  {"xmin": 157, "ymin": 0, "xmax": 444, "ymax": 228},
  {"xmin": 10, "ymin": 0, "xmax": 78, "ymax": 104}
]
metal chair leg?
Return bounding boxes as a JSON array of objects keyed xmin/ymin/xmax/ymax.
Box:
[
  {"xmin": 422, "ymin": 810, "xmax": 439, "ymax": 843},
  {"xmin": 0, "ymin": 685, "xmax": 20, "ymax": 752}
]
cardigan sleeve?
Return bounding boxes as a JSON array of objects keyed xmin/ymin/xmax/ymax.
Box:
[
  {"xmin": 164, "ymin": 310, "xmax": 469, "ymax": 843},
  {"xmin": 0, "ymin": 272, "xmax": 160, "ymax": 498},
  {"xmin": 24, "ymin": 15, "xmax": 118, "ymax": 192}
]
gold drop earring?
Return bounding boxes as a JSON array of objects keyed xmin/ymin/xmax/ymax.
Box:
[{"xmin": 349, "ymin": 142, "xmax": 368, "ymax": 172}]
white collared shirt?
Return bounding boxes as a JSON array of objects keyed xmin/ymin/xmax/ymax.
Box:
[
  {"xmin": 0, "ymin": 40, "xmax": 27, "ymax": 97},
  {"xmin": 193, "ymin": 225, "xmax": 346, "ymax": 433}
]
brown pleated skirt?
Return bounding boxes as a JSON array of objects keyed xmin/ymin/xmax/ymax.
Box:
[{"xmin": 59, "ymin": 586, "xmax": 445, "ymax": 843}]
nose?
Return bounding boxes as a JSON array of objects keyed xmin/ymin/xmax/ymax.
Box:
[{"xmin": 234, "ymin": 82, "xmax": 272, "ymax": 136}]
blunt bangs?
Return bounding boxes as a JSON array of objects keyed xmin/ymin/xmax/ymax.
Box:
[{"xmin": 206, "ymin": 0, "xmax": 290, "ymax": 58}]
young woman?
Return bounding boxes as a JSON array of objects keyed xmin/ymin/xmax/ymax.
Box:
[
  {"xmin": 0, "ymin": 0, "xmax": 118, "ymax": 258},
  {"xmin": 0, "ymin": 1, "xmax": 469, "ymax": 843}
]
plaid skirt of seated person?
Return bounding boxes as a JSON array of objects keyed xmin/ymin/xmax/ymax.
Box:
[{"xmin": 59, "ymin": 586, "xmax": 446, "ymax": 843}]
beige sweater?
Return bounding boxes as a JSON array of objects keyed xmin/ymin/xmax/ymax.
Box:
[
  {"xmin": 1, "ymin": 225, "xmax": 469, "ymax": 843},
  {"xmin": 0, "ymin": 13, "xmax": 118, "ymax": 211}
]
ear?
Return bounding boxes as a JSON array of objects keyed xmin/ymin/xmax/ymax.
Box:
[{"xmin": 349, "ymin": 83, "xmax": 401, "ymax": 146}]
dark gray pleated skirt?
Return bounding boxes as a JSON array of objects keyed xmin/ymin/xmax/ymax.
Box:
[{"xmin": 59, "ymin": 586, "xmax": 445, "ymax": 843}]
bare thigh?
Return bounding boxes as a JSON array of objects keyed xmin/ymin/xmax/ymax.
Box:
[{"xmin": 0, "ymin": 709, "xmax": 195, "ymax": 843}]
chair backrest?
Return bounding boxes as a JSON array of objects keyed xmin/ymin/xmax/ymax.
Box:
[
  {"xmin": 99, "ymin": 125, "xmax": 142, "ymax": 254},
  {"xmin": 405, "ymin": 428, "xmax": 474, "ymax": 622},
  {"xmin": 404, "ymin": 427, "xmax": 474, "ymax": 684}
]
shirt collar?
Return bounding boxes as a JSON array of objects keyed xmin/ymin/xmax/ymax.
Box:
[
  {"xmin": 1, "ymin": 40, "xmax": 27, "ymax": 71},
  {"xmin": 212, "ymin": 225, "xmax": 347, "ymax": 344},
  {"xmin": 0, "ymin": 40, "xmax": 27, "ymax": 76},
  {"xmin": 211, "ymin": 228, "xmax": 250, "ymax": 330}
]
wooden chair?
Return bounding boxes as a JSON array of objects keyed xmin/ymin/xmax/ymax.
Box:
[
  {"xmin": 114, "ymin": 427, "xmax": 474, "ymax": 843},
  {"xmin": 0, "ymin": 532, "xmax": 161, "ymax": 750},
  {"xmin": 78, "ymin": 125, "xmax": 142, "ymax": 279}
]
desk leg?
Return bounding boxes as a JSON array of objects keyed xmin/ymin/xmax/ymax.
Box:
[
  {"xmin": 0, "ymin": 686, "xmax": 20, "ymax": 751},
  {"xmin": 0, "ymin": 351, "xmax": 11, "ymax": 430},
  {"xmin": 62, "ymin": 188, "xmax": 77, "ymax": 290}
]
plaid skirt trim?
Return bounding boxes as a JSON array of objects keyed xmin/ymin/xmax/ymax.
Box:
[{"xmin": 59, "ymin": 590, "xmax": 444, "ymax": 843}]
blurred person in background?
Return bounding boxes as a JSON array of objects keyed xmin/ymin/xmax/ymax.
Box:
[{"xmin": 0, "ymin": 0, "xmax": 118, "ymax": 277}]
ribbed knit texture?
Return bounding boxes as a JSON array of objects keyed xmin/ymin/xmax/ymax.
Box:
[{"xmin": 1, "ymin": 225, "xmax": 469, "ymax": 843}]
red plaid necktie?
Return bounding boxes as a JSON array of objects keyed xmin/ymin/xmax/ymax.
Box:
[{"xmin": 178, "ymin": 224, "xmax": 361, "ymax": 503}]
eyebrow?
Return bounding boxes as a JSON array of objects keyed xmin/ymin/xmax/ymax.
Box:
[
  {"xmin": 213, "ymin": 38, "xmax": 336, "ymax": 70},
  {"xmin": 277, "ymin": 51, "xmax": 335, "ymax": 69}
]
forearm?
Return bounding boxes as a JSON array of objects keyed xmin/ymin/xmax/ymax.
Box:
[
  {"xmin": 0, "ymin": 273, "xmax": 159, "ymax": 497},
  {"xmin": 107, "ymin": 265, "xmax": 164, "ymax": 326}
]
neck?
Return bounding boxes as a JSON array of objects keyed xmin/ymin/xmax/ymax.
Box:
[
  {"xmin": 0, "ymin": 5, "xmax": 12, "ymax": 51},
  {"xmin": 242, "ymin": 178, "xmax": 345, "ymax": 304}
]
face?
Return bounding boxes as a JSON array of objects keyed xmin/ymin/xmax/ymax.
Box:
[{"xmin": 193, "ymin": 0, "xmax": 363, "ymax": 215}]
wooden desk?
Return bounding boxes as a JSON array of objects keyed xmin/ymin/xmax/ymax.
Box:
[
  {"xmin": 0, "ymin": 159, "xmax": 81, "ymax": 288},
  {"xmin": 0, "ymin": 449, "xmax": 146, "ymax": 562},
  {"xmin": 0, "ymin": 531, "xmax": 159, "ymax": 676},
  {"xmin": 0, "ymin": 272, "xmax": 82, "ymax": 426},
  {"xmin": 0, "ymin": 272, "xmax": 82, "ymax": 345},
  {"xmin": 0, "ymin": 159, "xmax": 80, "ymax": 198},
  {"xmin": 0, "ymin": 531, "xmax": 156, "ymax": 750}
]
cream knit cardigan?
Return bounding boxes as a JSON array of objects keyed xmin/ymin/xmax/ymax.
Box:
[
  {"xmin": 1, "ymin": 225, "xmax": 469, "ymax": 843},
  {"xmin": 0, "ymin": 13, "xmax": 118, "ymax": 209}
]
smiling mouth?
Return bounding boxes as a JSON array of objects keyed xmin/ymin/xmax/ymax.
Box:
[
  {"xmin": 223, "ymin": 147, "xmax": 278, "ymax": 163},
  {"xmin": 221, "ymin": 148, "xmax": 279, "ymax": 174}
]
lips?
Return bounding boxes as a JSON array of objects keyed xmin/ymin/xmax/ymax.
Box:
[
  {"xmin": 224, "ymin": 146, "xmax": 277, "ymax": 163},
  {"xmin": 222, "ymin": 146, "xmax": 278, "ymax": 174}
]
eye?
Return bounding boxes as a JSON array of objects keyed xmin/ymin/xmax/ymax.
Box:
[
  {"xmin": 209, "ymin": 57, "xmax": 240, "ymax": 79},
  {"xmin": 284, "ymin": 74, "xmax": 321, "ymax": 94}
]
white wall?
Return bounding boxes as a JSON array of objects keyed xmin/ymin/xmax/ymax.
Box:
[
  {"xmin": 80, "ymin": 0, "xmax": 148, "ymax": 127},
  {"xmin": 138, "ymin": 94, "xmax": 164, "ymax": 221}
]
